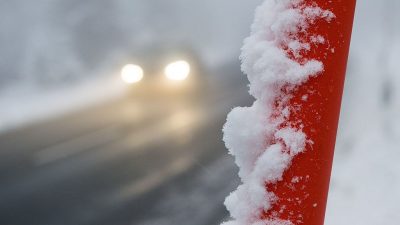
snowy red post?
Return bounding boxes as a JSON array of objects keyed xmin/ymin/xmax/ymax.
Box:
[{"xmin": 222, "ymin": 1, "xmax": 356, "ymax": 225}]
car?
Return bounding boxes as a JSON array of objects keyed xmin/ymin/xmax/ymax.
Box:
[{"xmin": 119, "ymin": 44, "xmax": 208, "ymax": 100}]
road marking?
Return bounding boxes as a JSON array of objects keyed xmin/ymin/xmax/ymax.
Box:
[
  {"xmin": 110, "ymin": 154, "xmax": 194, "ymax": 202},
  {"xmin": 32, "ymin": 84, "xmax": 248, "ymax": 165},
  {"xmin": 33, "ymin": 126, "xmax": 120, "ymax": 166},
  {"xmin": 32, "ymin": 104, "xmax": 172, "ymax": 166}
]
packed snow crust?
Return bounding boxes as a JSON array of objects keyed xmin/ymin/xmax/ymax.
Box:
[{"xmin": 222, "ymin": 0, "xmax": 334, "ymax": 224}]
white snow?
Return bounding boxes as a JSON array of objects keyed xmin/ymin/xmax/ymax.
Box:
[
  {"xmin": 0, "ymin": 77, "xmax": 126, "ymax": 133},
  {"xmin": 224, "ymin": 0, "xmax": 400, "ymax": 224},
  {"xmin": 325, "ymin": 0, "xmax": 400, "ymax": 224},
  {"xmin": 222, "ymin": 0, "xmax": 334, "ymax": 224}
]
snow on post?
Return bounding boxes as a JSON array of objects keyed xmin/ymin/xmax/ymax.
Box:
[{"xmin": 222, "ymin": 0, "xmax": 356, "ymax": 225}]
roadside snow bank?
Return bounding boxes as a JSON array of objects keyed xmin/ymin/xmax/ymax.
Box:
[
  {"xmin": 0, "ymin": 77, "xmax": 126, "ymax": 133},
  {"xmin": 325, "ymin": 0, "xmax": 400, "ymax": 224},
  {"xmin": 222, "ymin": 0, "xmax": 334, "ymax": 224}
]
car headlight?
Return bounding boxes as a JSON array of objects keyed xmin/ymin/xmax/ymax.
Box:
[
  {"xmin": 121, "ymin": 64, "xmax": 144, "ymax": 84},
  {"xmin": 164, "ymin": 60, "xmax": 191, "ymax": 81}
]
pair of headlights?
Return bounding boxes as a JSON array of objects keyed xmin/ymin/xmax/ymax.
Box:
[{"xmin": 121, "ymin": 60, "xmax": 191, "ymax": 84}]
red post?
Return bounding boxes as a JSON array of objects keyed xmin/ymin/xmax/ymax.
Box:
[{"xmin": 263, "ymin": 0, "xmax": 356, "ymax": 224}]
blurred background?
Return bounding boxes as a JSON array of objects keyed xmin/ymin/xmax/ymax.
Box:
[{"xmin": 0, "ymin": 1, "xmax": 399, "ymax": 225}]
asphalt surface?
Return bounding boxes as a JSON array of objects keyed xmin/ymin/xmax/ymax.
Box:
[{"xmin": 0, "ymin": 66, "xmax": 252, "ymax": 225}]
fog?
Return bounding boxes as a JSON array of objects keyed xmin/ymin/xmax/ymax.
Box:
[{"xmin": 0, "ymin": 0, "xmax": 262, "ymax": 91}]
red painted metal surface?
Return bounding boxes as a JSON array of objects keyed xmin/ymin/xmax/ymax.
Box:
[{"xmin": 262, "ymin": 1, "xmax": 356, "ymax": 224}]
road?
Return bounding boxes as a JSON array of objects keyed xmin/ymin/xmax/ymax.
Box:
[{"xmin": 0, "ymin": 64, "xmax": 252, "ymax": 225}]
